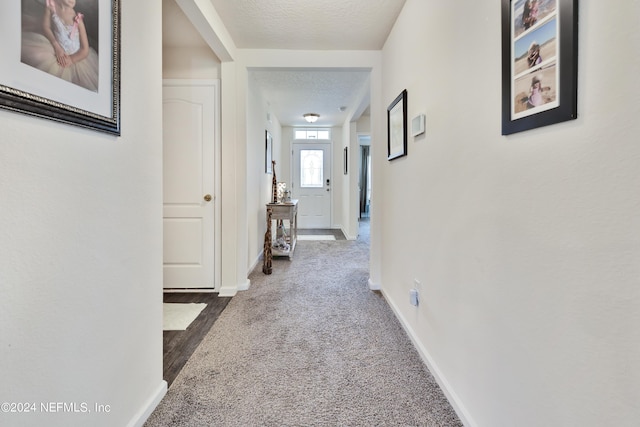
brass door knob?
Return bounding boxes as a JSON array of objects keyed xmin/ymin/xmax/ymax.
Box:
[{"xmin": 204, "ymin": 194, "xmax": 212, "ymax": 202}]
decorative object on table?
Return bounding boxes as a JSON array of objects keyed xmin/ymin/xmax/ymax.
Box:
[
  {"xmin": 262, "ymin": 207, "xmax": 273, "ymax": 275},
  {"xmin": 265, "ymin": 131, "xmax": 273, "ymax": 173},
  {"xmin": 0, "ymin": 1, "xmax": 121, "ymax": 135},
  {"xmin": 271, "ymin": 160, "xmax": 278, "ymax": 203},
  {"xmin": 273, "ymin": 237, "xmax": 290, "ymax": 252},
  {"xmin": 501, "ymin": 0, "xmax": 578, "ymax": 135},
  {"xmin": 274, "ymin": 220, "xmax": 290, "ymax": 252},
  {"xmin": 271, "ymin": 161, "xmax": 285, "ymax": 238},
  {"xmin": 283, "ymin": 189, "xmax": 291, "ymax": 203},
  {"xmin": 387, "ymin": 89, "xmax": 407, "ymax": 160},
  {"xmin": 277, "ymin": 182, "xmax": 287, "ymax": 203}
]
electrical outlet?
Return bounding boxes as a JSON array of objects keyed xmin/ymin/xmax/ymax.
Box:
[{"xmin": 409, "ymin": 288, "xmax": 419, "ymax": 307}]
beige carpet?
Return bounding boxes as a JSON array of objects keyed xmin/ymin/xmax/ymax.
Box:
[
  {"xmin": 146, "ymin": 226, "xmax": 461, "ymax": 426},
  {"xmin": 163, "ymin": 303, "xmax": 207, "ymax": 331}
]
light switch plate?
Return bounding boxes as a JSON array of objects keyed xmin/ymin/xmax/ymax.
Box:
[{"xmin": 411, "ymin": 114, "xmax": 425, "ymax": 137}]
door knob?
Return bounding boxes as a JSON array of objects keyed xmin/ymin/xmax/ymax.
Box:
[{"xmin": 204, "ymin": 194, "xmax": 212, "ymax": 202}]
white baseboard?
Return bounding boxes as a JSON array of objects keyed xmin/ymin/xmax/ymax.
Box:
[
  {"xmin": 218, "ymin": 285, "xmax": 238, "ymax": 297},
  {"xmin": 127, "ymin": 380, "xmax": 167, "ymax": 427},
  {"xmin": 368, "ymin": 277, "xmax": 381, "ymax": 290},
  {"xmin": 380, "ymin": 289, "xmax": 476, "ymax": 427},
  {"xmin": 217, "ymin": 274, "xmax": 251, "ymax": 297},
  {"xmin": 341, "ymin": 226, "xmax": 358, "ymax": 240},
  {"xmin": 238, "ymin": 278, "xmax": 251, "ymax": 291},
  {"xmin": 249, "ymin": 251, "xmax": 263, "ymax": 276}
]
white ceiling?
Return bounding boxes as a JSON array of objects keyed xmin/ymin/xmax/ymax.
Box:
[
  {"xmin": 163, "ymin": 0, "xmax": 406, "ymax": 126},
  {"xmin": 250, "ymin": 69, "xmax": 371, "ymax": 127},
  {"xmin": 207, "ymin": 0, "xmax": 406, "ymax": 51}
]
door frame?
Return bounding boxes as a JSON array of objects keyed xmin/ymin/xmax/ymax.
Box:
[
  {"xmin": 291, "ymin": 140, "xmax": 333, "ymax": 228},
  {"xmin": 162, "ymin": 79, "xmax": 221, "ymax": 291}
]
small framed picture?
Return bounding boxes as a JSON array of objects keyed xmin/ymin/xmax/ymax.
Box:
[
  {"xmin": 343, "ymin": 147, "xmax": 348, "ymax": 175},
  {"xmin": 265, "ymin": 130, "xmax": 273, "ymax": 174},
  {"xmin": 387, "ymin": 89, "xmax": 407, "ymax": 160}
]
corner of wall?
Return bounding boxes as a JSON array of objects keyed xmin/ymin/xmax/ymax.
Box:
[
  {"xmin": 128, "ymin": 381, "xmax": 167, "ymax": 427},
  {"xmin": 341, "ymin": 226, "xmax": 358, "ymax": 241}
]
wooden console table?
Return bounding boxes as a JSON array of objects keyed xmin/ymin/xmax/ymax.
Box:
[{"xmin": 266, "ymin": 200, "xmax": 298, "ymax": 260}]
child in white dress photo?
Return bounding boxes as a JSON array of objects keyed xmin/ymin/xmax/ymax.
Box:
[{"xmin": 21, "ymin": 0, "xmax": 99, "ymax": 92}]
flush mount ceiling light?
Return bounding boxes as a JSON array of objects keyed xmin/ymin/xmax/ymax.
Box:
[{"xmin": 303, "ymin": 113, "xmax": 320, "ymax": 123}]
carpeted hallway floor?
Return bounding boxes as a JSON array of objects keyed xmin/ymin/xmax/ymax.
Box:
[{"xmin": 145, "ymin": 220, "xmax": 462, "ymax": 426}]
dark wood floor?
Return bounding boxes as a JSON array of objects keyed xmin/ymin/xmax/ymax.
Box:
[{"xmin": 163, "ymin": 292, "xmax": 231, "ymax": 387}]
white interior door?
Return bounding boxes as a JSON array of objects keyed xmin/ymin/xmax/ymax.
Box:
[
  {"xmin": 162, "ymin": 82, "xmax": 218, "ymax": 289},
  {"xmin": 292, "ymin": 142, "xmax": 332, "ymax": 228}
]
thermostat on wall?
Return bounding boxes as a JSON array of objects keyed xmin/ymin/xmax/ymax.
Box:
[{"xmin": 411, "ymin": 114, "xmax": 425, "ymax": 137}]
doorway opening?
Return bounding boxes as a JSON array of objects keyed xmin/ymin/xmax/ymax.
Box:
[
  {"xmin": 358, "ymin": 135, "xmax": 371, "ymax": 219},
  {"xmin": 162, "ymin": 80, "xmax": 221, "ymax": 291}
]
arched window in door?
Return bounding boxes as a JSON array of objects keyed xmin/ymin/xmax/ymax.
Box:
[{"xmin": 300, "ymin": 149, "xmax": 324, "ymax": 188}]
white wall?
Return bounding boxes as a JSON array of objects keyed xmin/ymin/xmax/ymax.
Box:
[
  {"xmin": 330, "ymin": 126, "xmax": 344, "ymax": 230},
  {"xmin": 340, "ymin": 122, "xmax": 358, "ymax": 239},
  {"xmin": 0, "ymin": 2, "xmax": 165, "ymax": 427},
  {"xmin": 281, "ymin": 127, "xmax": 294, "ymax": 188},
  {"xmin": 246, "ymin": 73, "xmax": 283, "ymax": 271},
  {"xmin": 163, "ymin": 46, "xmax": 220, "ymax": 79},
  {"xmin": 378, "ymin": 1, "xmax": 640, "ymax": 426},
  {"xmin": 357, "ymin": 114, "xmax": 370, "ymax": 134}
]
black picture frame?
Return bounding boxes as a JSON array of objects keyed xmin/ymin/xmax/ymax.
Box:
[
  {"xmin": 387, "ymin": 89, "xmax": 407, "ymax": 160},
  {"xmin": 265, "ymin": 130, "xmax": 273, "ymax": 174},
  {"xmin": 343, "ymin": 147, "xmax": 348, "ymax": 175},
  {"xmin": 0, "ymin": 0, "xmax": 121, "ymax": 135},
  {"xmin": 501, "ymin": 0, "xmax": 578, "ymax": 135}
]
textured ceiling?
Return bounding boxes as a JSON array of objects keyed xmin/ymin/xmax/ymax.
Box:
[
  {"xmin": 208, "ymin": 0, "xmax": 406, "ymax": 50},
  {"xmin": 163, "ymin": 0, "xmax": 406, "ymax": 126},
  {"xmin": 251, "ymin": 69, "xmax": 371, "ymax": 127}
]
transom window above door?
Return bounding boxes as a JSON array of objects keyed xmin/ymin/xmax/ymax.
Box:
[{"xmin": 294, "ymin": 129, "xmax": 331, "ymax": 140}]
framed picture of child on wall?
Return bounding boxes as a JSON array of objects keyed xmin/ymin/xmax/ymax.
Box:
[
  {"xmin": 501, "ymin": 0, "xmax": 577, "ymax": 135},
  {"xmin": 0, "ymin": 0, "xmax": 120, "ymax": 135}
]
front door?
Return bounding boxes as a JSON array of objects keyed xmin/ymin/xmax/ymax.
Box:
[
  {"xmin": 292, "ymin": 142, "xmax": 332, "ymax": 228},
  {"xmin": 162, "ymin": 82, "xmax": 218, "ymax": 289}
]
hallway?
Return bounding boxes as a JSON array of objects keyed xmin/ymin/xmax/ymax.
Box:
[{"xmin": 147, "ymin": 218, "xmax": 461, "ymax": 426}]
